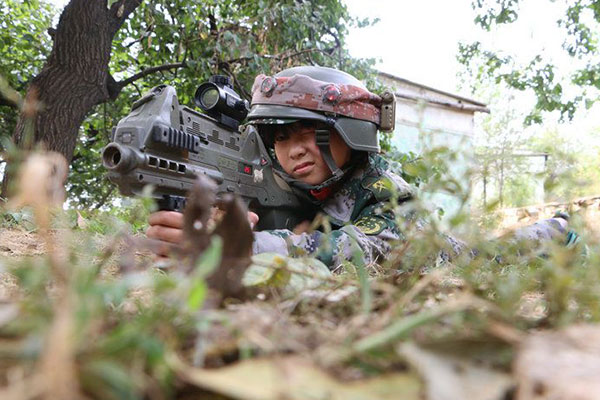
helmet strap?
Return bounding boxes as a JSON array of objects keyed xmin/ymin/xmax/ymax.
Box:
[
  {"xmin": 315, "ymin": 127, "xmax": 344, "ymax": 180},
  {"xmin": 269, "ymin": 117, "xmax": 356, "ymax": 199},
  {"xmin": 272, "ymin": 151, "xmax": 363, "ymax": 201}
]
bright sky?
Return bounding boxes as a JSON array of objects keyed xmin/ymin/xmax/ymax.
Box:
[
  {"xmin": 344, "ymin": 0, "xmax": 479, "ymax": 95},
  {"xmin": 343, "ymin": 0, "xmax": 600, "ymax": 140},
  {"xmin": 343, "ymin": 0, "xmax": 579, "ymax": 96}
]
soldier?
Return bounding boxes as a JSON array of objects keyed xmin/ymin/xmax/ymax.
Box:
[{"xmin": 147, "ymin": 66, "xmax": 572, "ymax": 268}]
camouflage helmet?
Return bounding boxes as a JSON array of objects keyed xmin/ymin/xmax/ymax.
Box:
[{"xmin": 247, "ymin": 66, "xmax": 394, "ymax": 153}]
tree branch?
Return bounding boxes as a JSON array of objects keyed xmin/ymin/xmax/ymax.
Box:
[
  {"xmin": 106, "ymin": 73, "xmax": 122, "ymax": 100},
  {"xmin": 108, "ymin": 0, "xmax": 143, "ymax": 37},
  {"xmin": 0, "ymin": 96, "xmax": 19, "ymax": 109},
  {"xmin": 117, "ymin": 62, "xmax": 186, "ymax": 88},
  {"xmin": 225, "ymin": 47, "xmax": 338, "ymax": 66},
  {"xmin": 93, "ymin": 186, "xmax": 115, "ymax": 210}
]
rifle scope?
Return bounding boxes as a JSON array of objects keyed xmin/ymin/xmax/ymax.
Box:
[{"xmin": 194, "ymin": 75, "xmax": 249, "ymax": 130}]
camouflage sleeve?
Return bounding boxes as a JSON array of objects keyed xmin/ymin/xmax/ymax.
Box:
[
  {"xmin": 511, "ymin": 217, "xmax": 568, "ymax": 242},
  {"xmin": 252, "ymin": 202, "xmax": 401, "ymax": 269},
  {"xmin": 252, "ymin": 215, "xmax": 573, "ymax": 269}
]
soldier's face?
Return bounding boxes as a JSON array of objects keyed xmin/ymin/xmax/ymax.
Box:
[{"xmin": 273, "ymin": 122, "xmax": 351, "ymax": 185}]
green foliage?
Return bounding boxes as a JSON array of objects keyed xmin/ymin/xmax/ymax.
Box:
[
  {"xmin": 459, "ymin": 53, "xmax": 600, "ymax": 209},
  {"xmin": 0, "ymin": 0, "xmax": 54, "ymax": 93},
  {"xmin": 2, "ymin": 237, "xmax": 198, "ymax": 398},
  {"xmin": 3, "ymin": 141, "xmax": 600, "ymax": 398},
  {"xmin": 455, "ymin": 237, "xmax": 598, "ymax": 329},
  {"xmin": 1, "ymin": 207, "xmax": 36, "ymax": 231},
  {"xmin": 76, "ymin": 197, "xmax": 154, "ymax": 235},
  {"xmin": 460, "ymin": 0, "xmax": 600, "ymax": 124},
  {"xmin": 68, "ymin": 101, "xmax": 119, "ymax": 209},
  {"xmin": 0, "ymin": 0, "xmax": 54, "ymax": 144},
  {"xmin": 502, "ymin": 176, "xmax": 536, "ymax": 207},
  {"xmin": 526, "ymin": 127, "xmax": 600, "ymax": 202},
  {"xmin": 472, "ymin": 0, "xmax": 521, "ymax": 30},
  {"xmin": 470, "ymin": 87, "xmax": 533, "ymax": 208},
  {"xmin": 2, "ymin": 0, "xmax": 378, "ymax": 208},
  {"xmin": 385, "ymin": 149, "xmax": 440, "ymax": 188}
]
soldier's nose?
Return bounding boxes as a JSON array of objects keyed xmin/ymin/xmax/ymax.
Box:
[{"xmin": 289, "ymin": 142, "xmax": 307, "ymax": 159}]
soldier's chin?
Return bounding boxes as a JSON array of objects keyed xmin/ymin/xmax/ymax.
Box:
[
  {"xmin": 295, "ymin": 173, "xmax": 331, "ymax": 186},
  {"xmin": 293, "ymin": 173, "xmax": 317, "ymax": 185}
]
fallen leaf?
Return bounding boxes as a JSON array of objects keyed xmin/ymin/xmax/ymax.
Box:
[
  {"xmin": 171, "ymin": 354, "xmax": 421, "ymax": 400},
  {"xmin": 398, "ymin": 342, "xmax": 513, "ymax": 400},
  {"xmin": 244, "ymin": 252, "xmax": 331, "ymax": 297},
  {"xmin": 514, "ymin": 324, "xmax": 600, "ymax": 400}
]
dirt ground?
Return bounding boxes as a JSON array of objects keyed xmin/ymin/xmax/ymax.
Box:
[
  {"xmin": 0, "ymin": 228, "xmax": 46, "ymax": 302},
  {"xmin": 0, "ymin": 228, "xmax": 45, "ymax": 257}
]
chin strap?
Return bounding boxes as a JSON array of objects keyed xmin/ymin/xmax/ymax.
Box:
[
  {"xmin": 274, "ymin": 163, "xmax": 350, "ymax": 193},
  {"xmin": 315, "ymin": 127, "xmax": 344, "ymax": 181},
  {"xmin": 272, "ymin": 117, "xmax": 357, "ymax": 200},
  {"xmin": 273, "ymin": 154, "xmax": 361, "ymax": 203}
]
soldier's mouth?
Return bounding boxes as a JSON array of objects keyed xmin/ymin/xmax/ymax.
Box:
[{"xmin": 293, "ymin": 162, "xmax": 314, "ymax": 175}]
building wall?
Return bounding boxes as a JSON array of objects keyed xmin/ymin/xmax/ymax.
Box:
[{"xmin": 377, "ymin": 73, "xmax": 485, "ymax": 220}]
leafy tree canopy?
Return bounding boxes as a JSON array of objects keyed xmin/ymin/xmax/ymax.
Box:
[
  {"xmin": 0, "ymin": 0, "xmax": 55, "ymax": 138},
  {"xmin": 1, "ymin": 0, "xmax": 378, "ymax": 208},
  {"xmin": 459, "ymin": 0, "xmax": 600, "ymax": 125}
]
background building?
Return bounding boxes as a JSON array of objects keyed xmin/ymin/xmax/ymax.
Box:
[{"xmin": 377, "ymin": 72, "xmax": 489, "ymax": 218}]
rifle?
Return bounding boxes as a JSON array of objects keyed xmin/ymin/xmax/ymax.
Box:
[{"xmin": 101, "ymin": 76, "xmax": 311, "ymax": 230}]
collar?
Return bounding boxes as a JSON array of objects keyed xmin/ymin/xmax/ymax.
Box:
[{"xmin": 309, "ymin": 186, "xmax": 333, "ymax": 201}]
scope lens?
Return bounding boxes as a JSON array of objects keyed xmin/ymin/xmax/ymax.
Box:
[{"xmin": 200, "ymin": 87, "xmax": 219, "ymax": 109}]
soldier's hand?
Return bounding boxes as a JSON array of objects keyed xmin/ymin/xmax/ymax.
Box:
[
  {"xmin": 147, "ymin": 209, "xmax": 260, "ymax": 249},
  {"xmin": 248, "ymin": 211, "xmax": 259, "ymax": 229},
  {"xmin": 147, "ymin": 211, "xmax": 184, "ymax": 246}
]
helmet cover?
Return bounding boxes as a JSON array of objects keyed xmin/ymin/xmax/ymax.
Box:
[{"xmin": 250, "ymin": 72, "xmax": 383, "ymax": 126}]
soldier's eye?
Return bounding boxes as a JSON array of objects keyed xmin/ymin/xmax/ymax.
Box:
[{"xmin": 274, "ymin": 132, "xmax": 288, "ymax": 142}]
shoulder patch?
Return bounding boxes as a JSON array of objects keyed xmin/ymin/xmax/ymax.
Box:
[
  {"xmin": 361, "ymin": 176, "xmax": 393, "ymax": 202},
  {"xmin": 354, "ymin": 216, "xmax": 387, "ymax": 235}
]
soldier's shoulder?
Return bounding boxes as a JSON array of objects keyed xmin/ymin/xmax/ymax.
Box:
[{"xmin": 358, "ymin": 154, "xmax": 414, "ymax": 202}]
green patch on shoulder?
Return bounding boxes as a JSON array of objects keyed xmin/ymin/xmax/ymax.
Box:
[
  {"xmin": 354, "ymin": 216, "xmax": 388, "ymax": 235},
  {"xmin": 361, "ymin": 176, "xmax": 393, "ymax": 202}
]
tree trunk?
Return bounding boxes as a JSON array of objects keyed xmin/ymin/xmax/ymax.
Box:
[{"xmin": 2, "ymin": 0, "xmax": 142, "ymax": 197}]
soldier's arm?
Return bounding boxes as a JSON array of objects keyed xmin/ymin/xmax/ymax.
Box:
[{"xmin": 252, "ymin": 201, "xmax": 401, "ymax": 269}]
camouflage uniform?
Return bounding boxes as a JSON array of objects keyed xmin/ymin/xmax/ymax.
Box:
[
  {"xmin": 252, "ymin": 153, "xmax": 413, "ymax": 268},
  {"xmin": 247, "ymin": 66, "xmax": 574, "ymax": 269},
  {"xmin": 252, "ymin": 171, "xmax": 572, "ymax": 269},
  {"xmin": 248, "ymin": 66, "xmax": 400, "ymax": 269}
]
